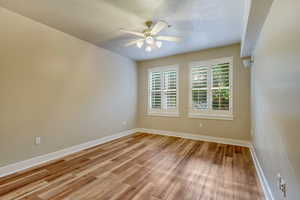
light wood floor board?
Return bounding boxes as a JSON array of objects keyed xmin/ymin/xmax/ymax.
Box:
[{"xmin": 0, "ymin": 133, "xmax": 264, "ymax": 200}]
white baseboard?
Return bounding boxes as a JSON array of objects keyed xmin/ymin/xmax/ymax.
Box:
[
  {"xmin": 249, "ymin": 144, "xmax": 274, "ymax": 200},
  {"xmin": 137, "ymin": 128, "xmax": 251, "ymax": 147},
  {"xmin": 0, "ymin": 128, "xmax": 138, "ymax": 178}
]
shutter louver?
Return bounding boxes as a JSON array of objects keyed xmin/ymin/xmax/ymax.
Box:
[
  {"xmin": 212, "ymin": 63, "xmax": 230, "ymax": 111},
  {"xmin": 191, "ymin": 66, "xmax": 208, "ymax": 110}
]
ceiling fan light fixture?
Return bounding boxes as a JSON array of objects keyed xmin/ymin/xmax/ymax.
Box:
[
  {"xmin": 122, "ymin": 20, "xmax": 180, "ymax": 51},
  {"xmin": 156, "ymin": 41, "xmax": 162, "ymax": 48},
  {"xmin": 137, "ymin": 40, "xmax": 144, "ymax": 48},
  {"xmin": 145, "ymin": 46, "xmax": 152, "ymax": 52},
  {"xmin": 145, "ymin": 36, "xmax": 154, "ymax": 44}
]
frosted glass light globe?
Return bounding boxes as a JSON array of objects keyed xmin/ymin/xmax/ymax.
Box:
[
  {"xmin": 137, "ymin": 40, "xmax": 144, "ymax": 48},
  {"xmin": 145, "ymin": 46, "xmax": 152, "ymax": 52},
  {"xmin": 156, "ymin": 41, "xmax": 162, "ymax": 48}
]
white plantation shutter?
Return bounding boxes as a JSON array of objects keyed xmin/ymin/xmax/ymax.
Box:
[
  {"xmin": 212, "ymin": 63, "xmax": 230, "ymax": 111},
  {"xmin": 191, "ymin": 66, "xmax": 209, "ymax": 110},
  {"xmin": 149, "ymin": 66, "xmax": 178, "ymax": 116},
  {"xmin": 189, "ymin": 57, "xmax": 233, "ymax": 120},
  {"xmin": 150, "ymin": 72, "xmax": 162, "ymax": 109},
  {"xmin": 164, "ymin": 70, "xmax": 177, "ymax": 109}
]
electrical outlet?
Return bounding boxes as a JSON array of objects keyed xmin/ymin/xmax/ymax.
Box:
[
  {"xmin": 277, "ymin": 173, "xmax": 287, "ymax": 198},
  {"xmin": 199, "ymin": 123, "xmax": 203, "ymax": 128},
  {"xmin": 35, "ymin": 136, "xmax": 41, "ymax": 145},
  {"xmin": 280, "ymin": 180, "xmax": 287, "ymax": 198},
  {"xmin": 122, "ymin": 121, "xmax": 127, "ymax": 126}
]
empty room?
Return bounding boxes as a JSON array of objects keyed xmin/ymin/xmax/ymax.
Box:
[{"xmin": 0, "ymin": 0, "xmax": 299, "ymax": 199}]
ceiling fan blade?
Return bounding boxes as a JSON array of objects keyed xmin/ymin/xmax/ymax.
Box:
[
  {"xmin": 125, "ymin": 39, "xmax": 144, "ymax": 47},
  {"xmin": 156, "ymin": 36, "xmax": 181, "ymax": 42},
  {"xmin": 120, "ymin": 29, "xmax": 145, "ymax": 37},
  {"xmin": 151, "ymin": 21, "xmax": 168, "ymax": 35}
]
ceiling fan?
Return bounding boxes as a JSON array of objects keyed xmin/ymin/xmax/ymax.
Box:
[{"xmin": 120, "ymin": 20, "xmax": 181, "ymax": 52}]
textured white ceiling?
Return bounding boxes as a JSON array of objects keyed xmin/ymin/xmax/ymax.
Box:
[{"xmin": 0, "ymin": 0, "xmax": 245, "ymax": 61}]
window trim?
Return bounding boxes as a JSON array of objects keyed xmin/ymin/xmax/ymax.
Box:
[
  {"xmin": 147, "ymin": 65, "xmax": 179, "ymax": 117},
  {"xmin": 188, "ymin": 57, "xmax": 233, "ymax": 120}
]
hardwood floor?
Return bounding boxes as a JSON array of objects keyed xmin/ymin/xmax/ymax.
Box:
[{"xmin": 0, "ymin": 133, "xmax": 264, "ymax": 200}]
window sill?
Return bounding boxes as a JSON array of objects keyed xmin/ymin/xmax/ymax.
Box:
[
  {"xmin": 147, "ymin": 112, "xmax": 180, "ymax": 118},
  {"xmin": 188, "ymin": 113, "xmax": 233, "ymax": 120}
]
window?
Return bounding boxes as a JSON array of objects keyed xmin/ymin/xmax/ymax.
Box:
[
  {"xmin": 189, "ymin": 57, "xmax": 233, "ymax": 120},
  {"xmin": 148, "ymin": 65, "xmax": 179, "ymax": 116}
]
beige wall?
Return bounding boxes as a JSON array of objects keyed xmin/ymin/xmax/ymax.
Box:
[
  {"xmin": 0, "ymin": 8, "xmax": 137, "ymax": 167},
  {"xmin": 251, "ymin": 0, "xmax": 300, "ymax": 199},
  {"xmin": 137, "ymin": 44, "xmax": 251, "ymax": 141}
]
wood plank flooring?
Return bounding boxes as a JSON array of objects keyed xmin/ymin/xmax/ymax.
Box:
[{"xmin": 0, "ymin": 133, "xmax": 264, "ymax": 200}]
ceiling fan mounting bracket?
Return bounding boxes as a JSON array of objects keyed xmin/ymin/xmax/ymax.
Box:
[{"xmin": 145, "ymin": 21, "xmax": 153, "ymax": 29}]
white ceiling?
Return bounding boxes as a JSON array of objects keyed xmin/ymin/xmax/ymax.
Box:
[{"xmin": 0, "ymin": 0, "xmax": 246, "ymax": 61}]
